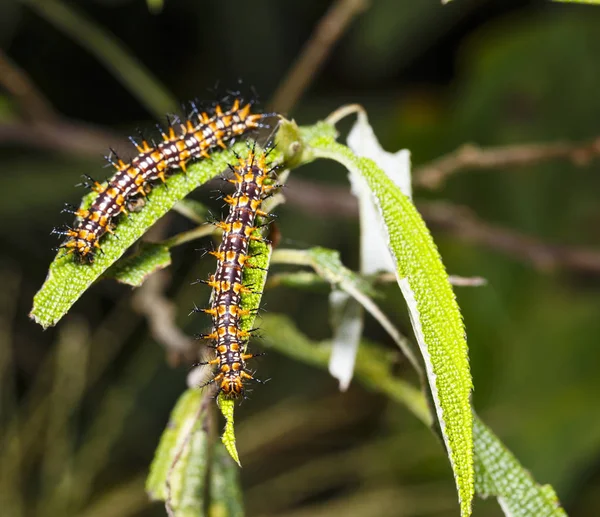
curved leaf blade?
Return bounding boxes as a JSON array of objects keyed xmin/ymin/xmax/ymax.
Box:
[
  {"xmin": 259, "ymin": 312, "xmax": 565, "ymax": 516},
  {"xmin": 307, "ymin": 134, "xmax": 474, "ymax": 516},
  {"xmin": 104, "ymin": 243, "xmax": 171, "ymax": 286},
  {"xmin": 218, "ymin": 397, "xmax": 240, "ymax": 467},
  {"xmin": 30, "ymin": 143, "xmax": 253, "ymax": 329}
]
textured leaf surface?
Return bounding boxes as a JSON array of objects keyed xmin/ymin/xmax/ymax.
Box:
[
  {"xmin": 146, "ymin": 388, "xmax": 208, "ymax": 515},
  {"xmin": 104, "ymin": 243, "xmax": 171, "ymax": 286},
  {"xmin": 30, "ymin": 142, "xmax": 254, "ymax": 329},
  {"xmin": 218, "ymin": 398, "xmax": 240, "ymax": 467},
  {"xmin": 260, "ymin": 312, "xmax": 566, "ymax": 517},
  {"xmin": 307, "ymin": 131, "xmax": 474, "ymax": 516},
  {"xmin": 474, "ymin": 418, "xmax": 567, "ymax": 517}
]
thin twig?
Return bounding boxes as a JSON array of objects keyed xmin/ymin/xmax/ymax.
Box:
[
  {"xmin": 285, "ymin": 177, "xmax": 600, "ymax": 275},
  {"xmin": 446, "ymin": 275, "xmax": 487, "ymax": 287},
  {"xmin": 0, "ymin": 50, "xmax": 57, "ymax": 122},
  {"xmin": 413, "ymin": 139, "xmax": 600, "ymax": 189},
  {"xmin": 132, "ymin": 270, "xmax": 197, "ymax": 365},
  {"xmin": 1, "ymin": 83, "xmax": 599, "ymax": 278},
  {"xmin": 376, "ymin": 272, "xmax": 487, "ymax": 287},
  {"xmin": 0, "ymin": 120, "xmax": 118, "ymax": 155},
  {"xmin": 23, "ymin": 0, "xmax": 177, "ymax": 118},
  {"xmin": 269, "ymin": 0, "xmax": 369, "ymax": 113},
  {"xmin": 419, "ymin": 201, "xmax": 600, "ymax": 275}
]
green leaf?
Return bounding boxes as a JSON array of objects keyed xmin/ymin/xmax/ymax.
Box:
[
  {"xmin": 341, "ymin": 110, "xmax": 411, "ymax": 390},
  {"xmin": 266, "ymin": 271, "xmax": 331, "ymax": 292},
  {"xmin": 208, "ymin": 444, "xmax": 244, "ymax": 517},
  {"xmin": 217, "ymin": 397, "xmax": 240, "ymax": 468},
  {"xmin": 173, "ymin": 198, "xmax": 210, "ymax": 224},
  {"xmin": 474, "ymin": 417, "xmax": 567, "ymax": 517},
  {"xmin": 259, "ymin": 312, "xmax": 567, "ymax": 517},
  {"xmin": 272, "ymin": 247, "xmax": 420, "ymax": 380},
  {"xmin": 146, "ymin": 388, "xmax": 209, "ymax": 516},
  {"xmin": 305, "ymin": 131, "xmax": 474, "ymax": 515},
  {"xmin": 271, "ymin": 248, "xmax": 376, "ymax": 298},
  {"xmin": 259, "ymin": 313, "xmax": 431, "ymax": 425},
  {"xmin": 30, "ymin": 142, "xmax": 255, "ymax": 329},
  {"xmin": 104, "ymin": 243, "xmax": 171, "ymax": 286}
]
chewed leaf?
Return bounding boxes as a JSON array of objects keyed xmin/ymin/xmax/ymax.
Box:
[
  {"xmin": 30, "ymin": 142, "xmax": 253, "ymax": 329},
  {"xmin": 474, "ymin": 417, "xmax": 567, "ymax": 517},
  {"xmin": 146, "ymin": 389, "xmax": 208, "ymax": 511},
  {"xmin": 218, "ymin": 396, "xmax": 240, "ymax": 467},
  {"xmin": 104, "ymin": 243, "xmax": 171, "ymax": 286},
  {"xmin": 307, "ymin": 133, "xmax": 474, "ymax": 516}
]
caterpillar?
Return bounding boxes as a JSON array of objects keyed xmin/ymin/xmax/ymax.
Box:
[
  {"xmin": 54, "ymin": 98, "xmax": 264, "ymax": 262},
  {"xmin": 195, "ymin": 147, "xmax": 278, "ymax": 398}
]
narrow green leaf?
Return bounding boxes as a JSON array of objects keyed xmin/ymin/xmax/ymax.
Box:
[
  {"xmin": 217, "ymin": 397, "xmax": 240, "ymax": 468},
  {"xmin": 266, "ymin": 271, "xmax": 330, "ymax": 292},
  {"xmin": 173, "ymin": 199, "xmax": 210, "ymax": 224},
  {"xmin": 208, "ymin": 444, "xmax": 244, "ymax": 517},
  {"xmin": 271, "ymin": 247, "xmax": 420, "ymax": 373},
  {"xmin": 259, "ymin": 313, "xmax": 431, "ymax": 425},
  {"xmin": 30, "ymin": 142, "xmax": 254, "ymax": 329},
  {"xmin": 259, "ymin": 312, "xmax": 566, "ymax": 517},
  {"xmin": 146, "ymin": 388, "xmax": 209, "ymax": 516},
  {"xmin": 271, "ymin": 248, "xmax": 375, "ymax": 297},
  {"xmin": 104, "ymin": 243, "xmax": 171, "ymax": 286},
  {"xmin": 474, "ymin": 417, "xmax": 567, "ymax": 517},
  {"xmin": 306, "ymin": 134, "xmax": 474, "ymax": 515}
]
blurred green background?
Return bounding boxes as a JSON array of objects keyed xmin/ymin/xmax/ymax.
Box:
[{"xmin": 2, "ymin": 0, "xmax": 600, "ymax": 516}]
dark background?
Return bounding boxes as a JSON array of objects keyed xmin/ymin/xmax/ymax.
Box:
[{"xmin": 2, "ymin": 0, "xmax": 600, "ymax": 516}]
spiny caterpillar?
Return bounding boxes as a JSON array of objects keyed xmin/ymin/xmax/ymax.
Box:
[
  {"xmin": 194, "ymin": 147, "xmax": 278, "ymax": 398},
  {"xmin": 54, "ymin": 99, "xmax": 264, "ymax": 262}
]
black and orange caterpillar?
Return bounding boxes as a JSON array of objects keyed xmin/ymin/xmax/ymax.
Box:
[
  {"xmin": 54, "ymin": 99, "xmax": 264, "ymax": 262},
  {"xmin": 195, "ymin": 148, "xmax": 278, "ymax": 398}
]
